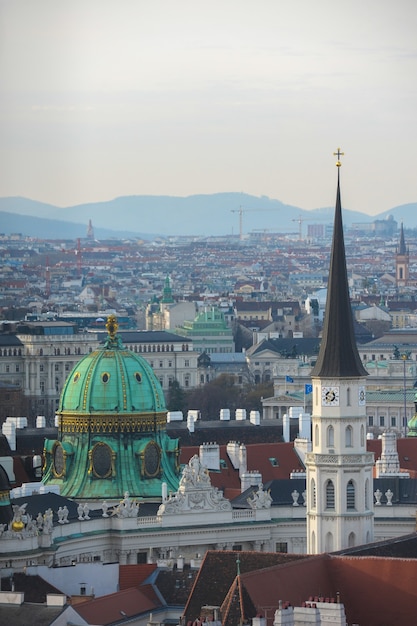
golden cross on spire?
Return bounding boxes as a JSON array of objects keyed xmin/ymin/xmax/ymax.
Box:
[{"xmin": 333, "ymin": 147, "xmax": 344, "ymax": 167}]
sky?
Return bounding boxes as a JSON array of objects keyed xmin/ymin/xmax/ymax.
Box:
[{"xmin": 0, "ymin": 0, "xmax": 416, "ymax": 215}]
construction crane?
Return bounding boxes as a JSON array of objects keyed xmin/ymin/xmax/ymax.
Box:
[
  {"xmin": 231, "ymin": 206, "xmax": 281, "ymax": 241},
  {"xmin": 291, "ymin": 215, "xmax": 328, "ymax": 241}
]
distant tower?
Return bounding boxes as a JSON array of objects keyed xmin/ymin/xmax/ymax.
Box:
[
  {"xmin": 395, "ymin": 222, "xmax": 409, "ymax": 288},
  {"xmin": 87, "ymin": 219, "xmax": 94, "ymax": 240},
  {"xmin": 305, "ymin": 150, "xmax": 374, "ymax": 554},
  {"xmin": 161, "ymin": 275, "xmax": 174, "ymax": 311}
]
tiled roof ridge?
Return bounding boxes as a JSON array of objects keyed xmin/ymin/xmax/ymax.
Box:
[
  {"xmin": 239, "ymin": 553, "xmax": 327, "ymax": 579},
  {"xmin": 331, "ymin": 554, "xmax": 417, "ymax": 563},
  {"xmin": 220, "ymin": 576, "xmax": 239, "ymax": 625}
]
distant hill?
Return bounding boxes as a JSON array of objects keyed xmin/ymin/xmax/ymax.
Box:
[{"xmin": 0, "ymin": 194, "xmax": 416, "ymax": 238}]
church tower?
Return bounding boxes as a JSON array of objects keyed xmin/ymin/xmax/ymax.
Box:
[
  {"xmin": 305, "ymin": 151, "xmax": 374, "ymax": 554},
  {"xmin": 395, "ymin": 222, "xmax": 409, "ymax": 288}
]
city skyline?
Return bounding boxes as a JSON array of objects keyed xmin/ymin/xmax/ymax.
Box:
[{"xmin": 1, "ymin": 1, "xmax": 416, "ymax": 215}]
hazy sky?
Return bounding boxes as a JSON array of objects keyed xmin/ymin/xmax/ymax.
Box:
[{"xmin": 1, "ymin": 0, "xmax": 416, "ymax": 214}]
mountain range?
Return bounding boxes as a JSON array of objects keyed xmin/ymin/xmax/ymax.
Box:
[{"xmin": 0, "ymin": 194, "xmax": 416, "ymax": 239}]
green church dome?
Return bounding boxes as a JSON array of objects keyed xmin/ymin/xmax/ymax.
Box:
[
  {"xmin": 59, "ymin": 316, "xmax": 165, "ymax": 416},
  {"xmin": 43, "ymin": 315, "xmax": 180, "ymax": 500}
]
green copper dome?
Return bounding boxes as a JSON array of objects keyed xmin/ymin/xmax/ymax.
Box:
[
  {"xmin": 42, "ymin": 315, "xmax": 180, "ymax": 500},
  {"xmin": 59, "ymin": 322, "xmax": 165, "ymax": 416}
]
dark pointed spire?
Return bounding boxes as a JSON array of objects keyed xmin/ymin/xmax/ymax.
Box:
[
  {"xmin": 398, "ymin": 222, "xmax": 407, "ymax": 255},
  {"xmin": 311, "ymin": 154, "xmax": 367, "ymax": 379}
]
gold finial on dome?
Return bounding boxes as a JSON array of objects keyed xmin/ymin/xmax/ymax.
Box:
[
  {"xmin": 106, "ymin": 314, "xmax": 119, "ymax": 340},
  {"xmin": 333, "ymin": 147, "xmax": 344, "ymax": 167}
]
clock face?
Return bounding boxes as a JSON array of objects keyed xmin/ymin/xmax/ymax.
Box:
[
  {"xmin": 358, "ymin": 385, "xmax": 366, "ymax": 406},
  {"xmin": 321, "ymin": 386, "xmax": 340, "ymax": 406}
]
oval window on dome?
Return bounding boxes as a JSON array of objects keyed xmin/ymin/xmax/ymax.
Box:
[
  {"xmin": 91, "ymin": 442, "xmax": 113, "ymax": 478},
  {"xmin": 53, "ymin": 442, "xmax": 65, "ymax": 477},
  {"xmin": 143, "ymin": 441, "xmax": 161, "ymax": 478},
  {"xmin": 73, "ymin": 372, "xmax": 80, "ymax": 383},
  {"xmin": 135, "ymin": 372, "xmax": 142, "ymax": 383},
  {"xmin": 101, "ymin": 372, "xmax": 110, "ymax": 384}
]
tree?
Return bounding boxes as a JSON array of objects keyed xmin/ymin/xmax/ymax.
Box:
[
  {"xmin": 243, "ymin": 382, "xmax": 274, "ymax": 413},
  {"xmin": 167, "ymin": 380, "xmax": 187, "ymax": 414},
  {"xmin": 186, "ymin": 374, "xmax": 243, "ymax": 420}
]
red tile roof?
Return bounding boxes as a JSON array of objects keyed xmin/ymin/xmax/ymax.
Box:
[
  {"xmin": 367, "ymin": 437, "xmax": 417, "ymax": 474},
  {"xmin": 180, "ymin": 442, "xmax": 304, "ymax": 497},
  {"xmin": 119, "ymin": 564, "xmax": 157, "ymax": 591},
  {"xmin": 74, "ymin": 586, "xmax": 161, "ymax": 625}
]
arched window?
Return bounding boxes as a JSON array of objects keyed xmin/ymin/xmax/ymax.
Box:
[
  {"xmin": 325, "ymin": 532, "xmax": 333, "ymax": 552},
  {"xmin": 347, "ymin": 480, "xmax": 356, "ymax": 510},
  {"xmin": 348, "ymin": 532, "xmax": 356, "ymax": 547},
  {"xmin": 345, "ymin": 425, "xmax": 353, "ymax": 447},
  {"xmin": 360, "ymin": 424, "xmax": 365, "ymax": 447},
  {"xmin": 347, "ymin": 387, "xmax": 351, "ymax": 406},
  {"xmin": 311, "ymin": 531, "xmax": 316, "ymax": 554},
  {"xmin": 327, "ymin": 425, "xmax": 334, "ymax": 447},
  {"xmin": 315, "ymin": 424, "xmax": 319, "ymax": 447},
  {"xmin": 311, "ymin": 478, "xmax": 316, "ymax": 509},
  {"xmin": 365, "ymin": 478, "xmax": 369, "ymax": 510},
  {"xmin": 325, "ymin": 480, "xmax": 335, "ymax": 509}
]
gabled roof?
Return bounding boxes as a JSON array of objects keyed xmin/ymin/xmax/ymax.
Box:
[
  {"xmin": 119, "ymin": 564, "xmax": 157, "ymax": 591},
  {"xmin": 182, "ymin": 550, "xmax": 307, "ymax": 624},
  {"xmin": 185, "ymin": 548, "xmax": 417, "ymax": 626},
  {"xmin": 74, "ymin": 585, "xmax": 161, "ymax": 625}
]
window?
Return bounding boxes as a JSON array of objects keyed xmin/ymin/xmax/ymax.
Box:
[
  {"xmin": 185, "ymin": 359, "xmax": 190, "ymax": 367},
  {"xmin": 315, "ymin": 424, "xmax": 319, "ymax": 447},
  {"xmin": 368, "ymin": 416, "xmax": 374, "ymax": 427},
  {"xmin": 379, "ymin": 415, "xmax": 385, "ymax": 427},
  {"xmin": 276, "ymin": 542, "xmax": 288, "ymax": 553},
  {"xmin": 5, "ymin": 365, "xmax": 9, "ymax": 373},
  {"xmin": 346, "ymin": 480, "xmax": 355, "ymax": 510},
  {"xmin": 168, "ymin": 360, "xmax": 172, "ymax": 367},
  {"xmin": 325, "ymin": 532, "xmax": 333, "ymax": 552},
  {"xmin": 40, "ymin": 381, "xmax": 45, "ymax": 393},
  {"xmin": 327, "ymin": 425, "xmax": 334, "ymax": 448},
  {"xmin": 325, "ymin": 480, "xmax": 335, "ymax": 509},
  {"xmin": 311, "ymin": 478, "xmax": 316, "ymax": 509},
  {"xmin": 345, "ymin": 425, "xmax": 353, "ymax": 447},
  {"xmin": 391, "ymin": 416, "xmax": 397, "ymax": 427},
  {"xmin": 159, "ymin": 360, "xmax": 163, "ymax": 368},
  {"xmin": 365, "ymin": 478, "xmax": 369, "ymax": 510}
]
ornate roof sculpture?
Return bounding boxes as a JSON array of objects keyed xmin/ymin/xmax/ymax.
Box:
[
  {"xmin": 42, "ymin": 314, "xmax": 180, "ymax": 500},
  {"xmin": 157, "ymin": 455, "xmax": 232, "ymax": 515}
]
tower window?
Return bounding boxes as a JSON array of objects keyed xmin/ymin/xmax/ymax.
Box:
[
  {"xmin": 347, "ymin": 480, "xmax": 356, "ymax": 510},
  {"xmin": 327, "ymin": 425, "xmax": 334, "ymax": 448},
  {"xmin": 311, "ymin": 478, "xmax": 316, "ymax": 509},
  {"xmin": 325, "ymin": 480, "xmax": 335, "ymax": 509},
  {"xmin": 345, "ymin": 425, "xmax": 353, "ymax": 447}
]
